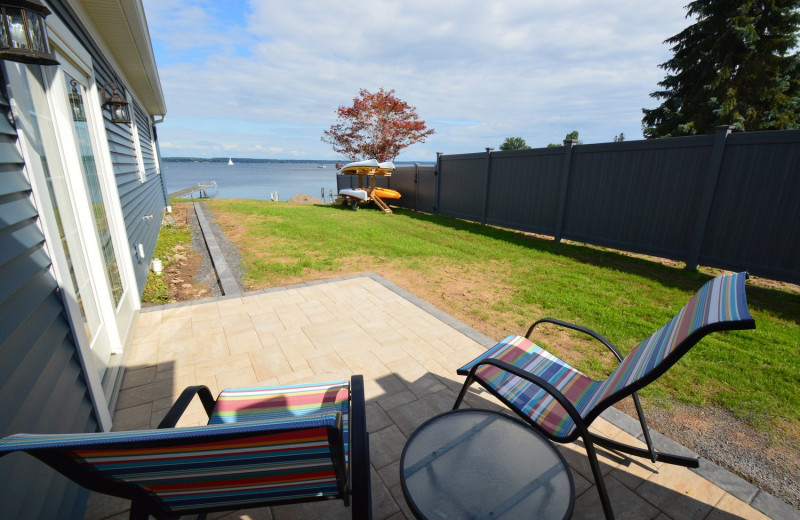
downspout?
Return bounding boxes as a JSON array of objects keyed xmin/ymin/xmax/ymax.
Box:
[{"xmin": 152, "ymin": 115, "xmax": 169, "ymax": 209}]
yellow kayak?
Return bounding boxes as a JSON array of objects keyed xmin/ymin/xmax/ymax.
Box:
[
  {"xmin": 373, "ymin": 187, "xmax": 401, "ymax": 200},
  {"xmin": 340, "ymin": 159, "xmax": 395, "ymax": 176}
]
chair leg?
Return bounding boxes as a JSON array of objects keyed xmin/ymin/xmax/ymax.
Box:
[
  {"xmin": 350, "ymin": 376, "xmax": 372, "ymax": 520},
  {"xmin": 590, "ymin": 434, "xmax": 699, "ymax": 468},
  {"xmin": 631, "ymin": 392, "xmax": 657, "ymax": 463},
  {"xmin": 351, "ymin": 434, "xmax": 372, "ymax": 520},
  {"xmin": 583, "ymin": 436, "xmax": 615, "ymax": 520},
  {"xmin": 128, "ymin": 500, "xmax": 149, "ymax": 520},
  {"xmin": 453, "ymin": 375, "xmax": 474, "ymax": 410}
]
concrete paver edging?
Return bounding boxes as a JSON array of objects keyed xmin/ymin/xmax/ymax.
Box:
[{"xmin": 193, "ymin": 202, "xmax": 241, "ymax": 296}]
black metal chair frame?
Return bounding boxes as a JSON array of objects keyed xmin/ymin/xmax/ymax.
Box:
[
  {"xmin": 454, "ymin": 316, "xmax": 755, "ymax": 520},
  {"xmin": 2, "ymin": 375, "xmax": 371, "ymax": 520}
]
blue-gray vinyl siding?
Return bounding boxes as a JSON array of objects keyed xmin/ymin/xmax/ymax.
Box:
[
  {"xmin": 0, "ymin": 72, "xmax": 97, "ymax": 520},
  {"xmin": 49, "ymin": 0, "xmax": 167, "ymax": 296}
]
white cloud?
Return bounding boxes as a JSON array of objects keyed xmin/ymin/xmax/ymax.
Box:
[{"xmin": 143, "ymin": 0, "xmax": 689, "ymax": 159}]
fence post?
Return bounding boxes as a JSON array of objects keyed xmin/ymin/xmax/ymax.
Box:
[
  {"xmin": 435, "ymin": 152, "xmax": 443, "ymax": 214},
  {"xmin": 481, "ymin": 147, "xmax": 494, "ymax": 225},
  {"xmin": 554, "ymin": 139, "xmax": 577, "ymax": 242},
  {"xmin": 686, "ymin": 125, "xmax": 734, "ymax": 270}
]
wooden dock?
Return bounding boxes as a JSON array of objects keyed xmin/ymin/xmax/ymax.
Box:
[{"xmin": 169, "ymin": 182, "xmax": 217, "ymax": 199}]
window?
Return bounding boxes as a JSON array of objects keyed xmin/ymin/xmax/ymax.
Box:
[
  {"xmin": 64, "ymin": 72, "xmax": 124, "ymax": 304},
  {"xmin": 129, "ymin": 100, "xmax": 147, "ymax": 183}
]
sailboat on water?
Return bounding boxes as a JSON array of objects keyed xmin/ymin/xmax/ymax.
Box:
[{"xmin": 228, "ymin": 158, "xmax": 234, "ymax": 166}]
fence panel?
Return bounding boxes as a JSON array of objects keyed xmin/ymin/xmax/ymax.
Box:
[
  {"xmin": 562, "ymin": 136, "xmax": 714, "ymax": 260},
  {"xmin": 388, "ymin": 166, "xmax": 417, "ymax": 210},
  {"xmin": 416, "ymin": 166, "xmax": 437, "ymax": 213},
  {"xmin": 335, "ymin": 174, "xmax": 390, "ymax": 192},
  {"xmin": 699, "ymin": 130, "xmax": 800, "ymax": 281},
  {"xmin": 336, "ymin": 174, "xmax": 357, "ymax": 191},
  {"xmin": 438, "ymin": 153, "xmax": 485, "ymax": 220},
  {"xmin": 484, "ymin": 149, "xmax": 564, "ymax": 235}
]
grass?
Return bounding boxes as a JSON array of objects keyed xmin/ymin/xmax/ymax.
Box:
[
  {"xmin": 141, "ymin": 208, "xmax": 194, "ymax": 304},
  {"xmin": 206, "ymin": 199, "xmax": 800, "ymax": 439}
]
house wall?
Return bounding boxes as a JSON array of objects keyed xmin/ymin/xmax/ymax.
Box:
[
  {"xmin": 49, "ymin": 0, "xmax": 167, "ymax": 297},
  {"xmin": 0, "ymin": 72, "xmax": 96, "ymax": 520},
  {"xmin": 0, "ymin": 1, "xmax": 167, "ymax": 518}
]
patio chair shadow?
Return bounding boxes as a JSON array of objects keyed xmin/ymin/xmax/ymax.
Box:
[
  {"xmin": 372, "ymin": 371, "xmax": 763, "ymax": 520},
  {"xmin": 82, "ymin": 363, "xmax": 769, "ymax": 520}
]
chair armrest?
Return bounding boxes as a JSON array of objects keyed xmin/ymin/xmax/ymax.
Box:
[
  {"xmin": 526, "ymin": 318, "xmax": 623, "ymax": 362},
  {"xmin": 465, "ymin": 358, "xmax": 591, "ymax": 438},
  {"xmin": 157, "ymin": 385, "xmax": 216, "ymax": 429},
  {"xmin": 348, "ymin": 375, "xmax": 372, "ymax": 519}
]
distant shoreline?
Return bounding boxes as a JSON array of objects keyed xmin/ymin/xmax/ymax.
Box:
[{"xmin": 162, "ymin": 157, "xmax": 435, "ymax": 165}]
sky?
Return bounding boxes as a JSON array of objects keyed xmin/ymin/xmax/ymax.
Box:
[{"xmin": 141, "ymin": 0, "xmax": 691, "ymax": 162}]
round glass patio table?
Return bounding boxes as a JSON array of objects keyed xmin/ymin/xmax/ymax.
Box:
[{"xmin": 400, "ymin": 409, "xmax": 574, "ymax": 520}]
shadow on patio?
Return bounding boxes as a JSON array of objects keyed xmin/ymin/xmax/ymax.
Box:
[{"xmin": 86, "ymin": 274, "xmax": 778, "ymax": 520}]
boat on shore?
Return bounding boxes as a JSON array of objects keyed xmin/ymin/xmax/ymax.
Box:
[
  {"xmin": 339, "ymin": 159, "xmax": 395, "ymax": 174},
  {"xmin": 338, "ymin": 188, "xmax": 368, "ymax": 201},
  {"xmin": 373, "ymin": 187, "xmax": 401, "ymax": 200},
  {"xmin": 340, "ymin": 158, "xmax": 379, "ymax": 173}
]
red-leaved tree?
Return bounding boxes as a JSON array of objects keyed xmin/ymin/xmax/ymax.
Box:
[{"xmin": 322, "ymin": 88, "xmax": 434, "ymax": 162}]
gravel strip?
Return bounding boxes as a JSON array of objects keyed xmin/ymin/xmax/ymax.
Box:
[
  {"xmin": 187, "ymin": 207, "xmax": 222, "ymax": 297},
  {"xmin": 190, "ymin": 202, "xmax": 245, "ymax": 294},
  {"xmin": 643, "ymin": 403, "xmax": 800, "ymax": 512}
]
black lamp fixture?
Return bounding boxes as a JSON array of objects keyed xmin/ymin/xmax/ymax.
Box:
[
  {"xmin": 0, "ymin": 0, "xmax": 59, "ymax": 65},
  {"xmin": 68, "ymin": 79, "xmax": 85, "ymax": 121},
  {"xmin": 101, "ymin": 82, "xmax": 131, "ymax": 124}
]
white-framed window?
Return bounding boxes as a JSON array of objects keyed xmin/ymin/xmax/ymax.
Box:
[
  {"xmin": 129, "ymin": 96, "xmax": 147, "ymax": 183},
  {"xmin": 151, "ymin": 130, "xmax": 161, "ymax": 175}
]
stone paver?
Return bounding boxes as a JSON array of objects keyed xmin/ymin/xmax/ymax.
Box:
[{"xmin": 87, "ymin": 275, "xmax": 793, "ymax": 520}]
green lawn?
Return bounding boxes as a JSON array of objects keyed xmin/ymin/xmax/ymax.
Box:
[{"xmin": 206, "ymin": 199, "xmax": 800, "ymax": 439}]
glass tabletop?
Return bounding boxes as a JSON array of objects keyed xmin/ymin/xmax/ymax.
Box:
[{"xmin": 400, "ymin": 409, "xmax": 574, "ymax": 520}]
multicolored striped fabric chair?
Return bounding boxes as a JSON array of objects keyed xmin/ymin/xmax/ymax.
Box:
[
  {"xmin": 454, "ymin": 273, "xmax": 755, "ymax": 520},
  {"xmin": 0, "ymin": 376, "xmax": 370, "ymax": 520}
]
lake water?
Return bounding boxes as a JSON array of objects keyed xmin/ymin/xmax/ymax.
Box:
[{"xmin": 162, "ymin": 161, "xmax": 339, "ymax": 202}]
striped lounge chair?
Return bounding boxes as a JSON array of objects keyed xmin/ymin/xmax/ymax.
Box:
[
  {"xmin": 453, "ymin": 273, "xmax": 755, "ymax": 520},
  {"xmin": 0, "ymin": 376, "xmax": 370, "ymax": 519}
]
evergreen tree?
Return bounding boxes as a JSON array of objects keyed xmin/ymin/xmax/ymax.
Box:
[
  {"xmin": 642, "ymin": 0, "xmax": 800, "ymax": 138},
  {"xmin": 499, "ymin": 137, "xmax": 530, "ymax": 150},
  {"xmin": 547, "ymin": 130, "xmax": 583, "ymax": 147}
]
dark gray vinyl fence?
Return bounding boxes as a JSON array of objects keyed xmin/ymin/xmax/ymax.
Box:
[
  {"xmin": 337, "ymin": 164, "xmax": 438, "ymax": 213},
  {"xmin": 337, "ymin": 126, "xmax": 800, "ymax": 284}
]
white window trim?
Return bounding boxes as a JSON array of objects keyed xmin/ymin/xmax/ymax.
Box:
[
  {"xmin": 129, "ymin": 99, "xmax": 148, "ymax": 183},
  {"xmin": 48, "ymin": 15, "xmax": 141, "ymax": 312}
]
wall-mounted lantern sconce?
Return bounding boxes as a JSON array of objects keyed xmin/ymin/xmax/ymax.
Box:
[
  {"xmin": 101, "ymin": 82, "xmax": 131, "ymax": 124},
  {"xmin": 0, "ymin": 0, "xmax": 59, "ymax": 65},
  {"xmin": 68, "ymin": 79, "xmax": 86, "ymax": 121}
]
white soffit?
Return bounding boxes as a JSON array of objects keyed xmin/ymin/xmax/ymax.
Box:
[{"xmin": 74, "ymin": 0, "xmax": 166, "ymax": 116}]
